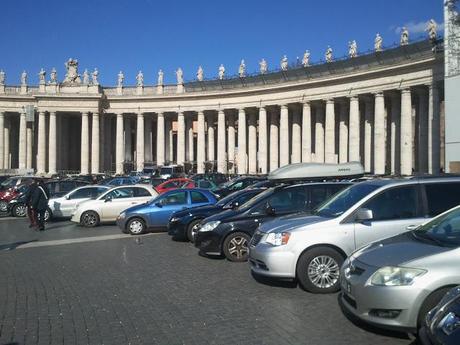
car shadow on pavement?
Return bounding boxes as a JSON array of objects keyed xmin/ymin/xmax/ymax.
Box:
[
  {"xmin": 0, "ymin": 239, "xmax": 38, "ymax": 251},
  {"xmin": 337, "ymin": 294, "xmax": 419, "ymax": 344},
  {"xmin": 250, "ymin": 271, "xmax": 298, "ymax": 289}
]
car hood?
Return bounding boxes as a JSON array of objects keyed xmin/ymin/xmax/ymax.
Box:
[
  {"xmin": 259, "ymin": 213, "xmax": 328, "ymax": 234},
  {"xmin": 353, "ymin": 232, "xmax": 452, "ymax": 267},
  {"xmin": 122, "ymin": 202, "xmax": 152, "ymax": 214},
  {"xmin": 173, "ymin": 204, "xmax": 221, "ymax": 218},
  {"xmin": 203, "ymin": 208, "xmax": 238, "ymax": 222}
]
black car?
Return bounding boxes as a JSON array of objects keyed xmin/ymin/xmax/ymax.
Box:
[
  {"xmin": 212, "ymin": 176, "xmax": 266, "ymax": 198},
  {"xmin": 168, "ymin": 188, "xmax": 265, "ymax": 242},
  {"xmin": 194, "ymin": 182, "xmax": 352, "ymax": 262},
  {"xmin": 420, "ymin": 286, "xmax": 460, "ymax": 345},
  {"xmin": 191, "ymin": 173, "xmax": 229, "ymax": 186}
]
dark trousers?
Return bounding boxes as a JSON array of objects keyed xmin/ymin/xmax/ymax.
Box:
[
  {"xmin": 27, "ymin": 206, "xmax": 37, "ymax": 226},
  {"xmin": 37, "ymin": 209, "xmax": 46, "ymax": 230}
]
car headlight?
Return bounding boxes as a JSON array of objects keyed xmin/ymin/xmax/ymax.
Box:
[
  {"xmin": 265, "ymin": 232, "xmax": 290, "ymax": 246},
  {"xmin": 369, "ymin": 266, "xmax": 426, "ymax": 286},
  {"xmin": 170, "ymin": 216, "xmax": 180, "ymax": 223},
  {"xmin": 199, "ymin": 221, "xmax": 220, "ymax": 232},
  {"xmin": 119, "ymin": 212, "xmax": 126, "ymax": 219}
]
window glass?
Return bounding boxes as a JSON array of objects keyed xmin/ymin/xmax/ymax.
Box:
[
  {"xmin": 229, "ymin": 181, "xmax": 243, "ymax": 191},
  {"xmin": 363, "ymin": 186, "xmax": 418, "ymax": 221},
  {"xmin": 425, "ymin": 183, "xmax": 460, "ymax": 217},
  {"xmin": 60, "ymin": 181, "xmax": 76, "ymax": 192},
  {"xmin": 414, "ymin": 206, "xmax": 460, "ymax": 247},
  {"xmin": 232, "ymin": 191, "xmax": 260, "ymax": 207},
  {"xmin": 309, "ymin": 186, "xmax": 328, "ymax": 209},
  {"xmin": 105, "ymin": 187, "xmax": 135, "ymax": 199},
  {"xmin": 191, "ymin": 191, "xmax": 208, "ymax": 204},
  {"xmin": 251, "ymin": 188, "xmax": 307, "ymax": 215},
  {"xmin": 69, "ymin": 188, "xmax": 93, "ymax": 199},
  {"xmin": 163, "ymin": 181, "xmax": 176, "ymax": 188},
  {"xmin": 161, "ymin": 191, "xmax": 187, "ymax": 205},
  {"xmin": 198, "ymin": 181, "xmax": 211, "ymax": 189},
  {"xmin": 134, "ymin": 187, "xmax": 152, "ymax": 197}
]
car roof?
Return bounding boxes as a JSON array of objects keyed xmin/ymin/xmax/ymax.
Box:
[{"xmin": 268, "ymin": 162, "xmax": 364, "ymax": 181}]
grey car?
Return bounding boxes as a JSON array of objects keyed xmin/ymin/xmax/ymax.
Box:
[
  {"xmin": 340, "ymin": 205, "xmax": 460, "ymax": 334},
  {"xmin": 249, "ymin": 177, "xmax": 460, "ymax": 294}
]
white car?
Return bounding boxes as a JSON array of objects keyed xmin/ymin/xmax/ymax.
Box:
[
  {"xmin": 71, "ymin": 185, "xmax": 158, "ymax": 227},
  {"xmin": 48, "ymin": 185, "xmax": 110, "ymax": 219}
]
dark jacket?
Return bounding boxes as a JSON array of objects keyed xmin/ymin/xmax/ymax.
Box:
[
  {"xmin": 32, "ymin": 184, "xmax": 50, "ymax": 211},
  {"xmin": 25, "ymin": 184, "xmax": 37, "ymax": 207}
]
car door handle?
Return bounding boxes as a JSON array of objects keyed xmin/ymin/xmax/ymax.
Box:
[{"xmin": 406, "ymin": 224, "xmax": 418, "ymax": 231}]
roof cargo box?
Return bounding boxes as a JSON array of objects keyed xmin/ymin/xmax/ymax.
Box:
[{"xmin": 268, "ymin": 162, "xmax": 364, "ymax": 181}]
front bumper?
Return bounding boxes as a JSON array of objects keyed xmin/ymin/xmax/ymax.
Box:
[
  {"xmin": 116, "ymin": 216, "xmax": 128, "ymax": 232},
  {"xmin": 194, "ymin": 230, "xmax": 222, "ymax": 256},
  {"xmin": 249, "ymin": 241, "xmax": 296, "ymax": 279},
  {"xmin": 167, "ymin": 220, "xmax": 187, "ymax": 240}
]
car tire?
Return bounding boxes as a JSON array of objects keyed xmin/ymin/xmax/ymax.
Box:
[
  {"xmin": 223, "ymin": 232, "xmax": 251, "ymax": 262},
  {"xmin": 296, "ymin": 247, "xmax": 344, "ymax": 294},
  {"xmin": 12, "ymin": 203, "xmax": 27, "ymax": 217},
  {"xmin": 186, "ymin": 219, "xmax": 202, "ymax": 243},
  {"xmin": 127, "ymin": 218, "xmax": 146, "ymax": 235},
  {"xmin": 80, "ymin": 211, "xmax": 100, "ymax": 228},
  {"xmin": 417, "ymin": 287, "xmax": 452, "ymax": 329},
  {"xmin": 0, "ymin": 200, "xmax": 8, "ymax": 212}
]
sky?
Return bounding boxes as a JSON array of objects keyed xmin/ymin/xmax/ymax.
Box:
[{"xmin": 1, "ymin": 0, "xmax": 443, "ymax": 86}]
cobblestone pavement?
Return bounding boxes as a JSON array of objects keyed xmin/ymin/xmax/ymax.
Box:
[{"xmin": 0, "ymin": 218, "xmax": 416, "ymax": 345}]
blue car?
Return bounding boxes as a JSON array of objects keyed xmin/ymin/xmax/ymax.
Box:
[{"xmin": 117, "ymin": 188, "xmax": 217, "ymax": 235}]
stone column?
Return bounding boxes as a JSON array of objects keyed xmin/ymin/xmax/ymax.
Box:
[
  {"xmin": 176, "ymin": 111, "xmax": 185, "ymax": 166},
  {"xmin": 136, "ymin": 112, "xmax": 144, "ymax": 171},
  {"xmin": 187, "ymin": 117, "xmax": 194, "ymax": 163},
  {"xmin": 125, "ymin": 117, "xmax": 132, "ymax": 162},
  {"xmin": 100, "ymin": 114, "xmax": 105, "ymax": 172},
  {"xmin": 91, "ymin": 112, "xmax": 100, "ymax": 174},
  {"xmin": 156, "ymin": 112, "xmax": 165, "ymax": 166},
  {"xmin": 197, "ymin": 111, "xmax": 206, "ymax": 173},
  {"xmin": 36, "ymin": 111, "xmax": 46, "ymax": 174},
  {"xmin": 339, "ymin": 102, "xmax": 348, "ymax": 163},
  {"xmin": 48, "ymin": 112, "xmax": 57, "ymax": 174},
  {"xmin": 81, "ymin": 112, "xmax": 89, "ymax": 174},
  {"xmin": 144, "ymin": 116, "xmax": 152, "ymax": 163},
  {"xmin": 115, "ymin": 113, "xmax": 124, "ymax": 174},
  {"xmin": 348, "ymin": 96, "xmax": 360, "ymax": 162},
  {"xmin": 270, "ymin": 110, "xmax": 279, "ymax": 171},
  {"xmin": 207, "ymin": 114, "xmax": 215, "ymax": 163},
  {"xmin": 26, "ymin": 123, "xmax": 32, "ymax": 169},
  {"xmin": 279, "ymin": 105, "xmax": 289, "ymax": 167},
  {"xmin": 258, "ymin": 107, "xmax": 268, "ymax": 173},
  {"xmin": 227, "ymin": 113, "xmax": 236, "ymax": 173},
  {"xmin": 363, "ymin": 98, "xmax": 373, "ymax": 172},
  {"xmin": 390, "ymin": 94, "xmax": 401, "ymax": 174},
  {"xmin": 0, "ymin": 112, "xmax": 4, "ymax": 169},
  {"xmin": 417, "ymin": 89, "xmax": 428, "ymax": 173},
  {"xmin": 302, "ymin": 102, "xmax": 312, "ymax": 162},
  {"xmin": 429, "ymin": 84, "xmax": 440, "ymax": 174},
  {"xmin": 291, "ymin": 108, "xmax": 301, "ymax": 164},
  {"xmin": 374, "ymin": 92, "xmax": 386, "ymax": 174},
  {"xmin": 248, "ymin": 112, "xmax": 257, "ymax": 174},
  {"xmin": 237, "ymin": 108, "xmax": 247, "ymax": 174},
  {"xmin": 18, "ymin": 111, "xmax": 27, "ymax": 169},
  {"xmin": 400, "ymin": 88, "xmax": 413, "ymax": 175},
  {"xmin": 325, "ymin": 99, "xmax": 336, "ymax": 163},
  {"xmin": 315, "ymin": 104, "xmax": 325, "ymax": 163},
  {"xmin": 168, "ymin": 119, "xmax": 174, "ymax": 163},
  {"xmin": 3, "ymin": 120, "xmax": 9, "ymax": 169},
  {"xmin": 217, "ymin": 110, "xmax": 226, "ymax": 173}
]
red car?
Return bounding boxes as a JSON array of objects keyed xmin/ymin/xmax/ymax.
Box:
[
  {"xmin": 154, "ymin": 178, "xmax": 193, "ymax": 194},
  {"xmin": 0, "ymin": 185, "xmax": 27, "ymax": 212}
]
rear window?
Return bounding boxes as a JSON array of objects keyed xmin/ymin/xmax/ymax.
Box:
[
  {"xmin": 425, "ymin": 183, "xmax": 460, "ymax": 217},
  {"xmin": 134, "ymin": 187, "xmax": 152, "ymax": 197}
]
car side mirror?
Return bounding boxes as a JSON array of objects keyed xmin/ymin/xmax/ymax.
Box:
[
  {"xmin": 65, "ymin": 195, "xmax": 70, "ymax": 200},
  {"xmin": 155, "ymin": 201, "xmax": 163, "ymax": 208},
  {"xmin": 265, "ymin": 202, "xmax": 276, "ymax": 216},
  {"xmin": 355, "ymin": 208, "xmax": 373, "ymax": 222},
  {"xmin": 104, "ymin": 196, "xmax": 112, "ymax": 203}
]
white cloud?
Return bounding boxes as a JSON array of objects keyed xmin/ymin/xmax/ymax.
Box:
[{"xmin": 394, "ymin": 20, "xmax": 444, "ymax": 34}]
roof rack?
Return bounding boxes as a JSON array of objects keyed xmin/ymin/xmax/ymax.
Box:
[{"xmin": 268, "ymin": 162, "xmax": 364, "ymax": 181}]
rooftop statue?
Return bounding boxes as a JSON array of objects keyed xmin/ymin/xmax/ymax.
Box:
[
  {"xmin": 259, "ymin": 59, "xmax": 268, "ymax": 74},
  {"xmin": 280, "ymin": 55, "xmax": 288, "ymax": 71},
  {"xmin": 197, "ymin": 66, "xmax": 204, "ymax": 81},
  {"xmin": 400, "ymin": 27, "xmax": 409, "ymax": 46},
  {"xmin": 38, "ymin": 68, "xmax": 46, "ymax": 84},
  {"xmin": 325, "ymin": 46, "xmax": 333, "ymax": 63},
  {"xmin": 238, "ymin": 60, "xmax": 246, "ymax": 78},
  {"xmin": 49, "ymin": 68, "xmax": 57, "ymax": 84},
  {"xmin": 63, "ymin": 58, "xmax": 81, "ymax": 85},
  {"xmin": 218, "ymin": 64, "xmax": 225, "ymax": 80},
  {"xmin": 21, "ymin": 70, "xmax": 27, "ymax": 86},
  {"xmin": 427, "ymin": 19, "xmax": 437, "ymax": 42},
  {"xmin": 118, "ymin": 71, "xmax": 124, "ymax": 87},
  {"xmin": 157, "ymin": 69, "xmax": 164, "ymax": 85},
  {"xmin": 374, "ymin": 33, "xmax": 383, "ymax": 52},
  {"xmin": 82, "ymin": 69, "xmax": 90, "ymax": 85},
  {"xmin": 302, "ymin": 50, "xmax": 310, "ymax": 67},
  {"xmin": 176, "ymin": 68, "xmax": 184, "ymax": 84},
  {"xmin": 349, "ymin": 40, "xmax": 358, "ymax": 58},
  {"xmin": 92, "ymin": 68, "xmax": 99, "ymax": 85},
  {"xmin": 0, "ymin": 70, "xmax": 5, "ymax": 85},
  {"xmin": 136, "ymin": 70, "xmax": 144, "ymax": 86}
]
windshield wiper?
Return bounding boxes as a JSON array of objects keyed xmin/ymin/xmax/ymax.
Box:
[{"xmin": 411, "ymin": 231, "xmax": 446, "ymax": 247}]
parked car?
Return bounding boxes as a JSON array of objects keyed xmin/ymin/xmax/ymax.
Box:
[
  {"xmin": 340, "ymin": 204, "xmax": 460, "ymax": 336},
  {"xmin": 159, "ymin": 165, "xmax": 185, "ymax": 179},
  {"xmin": 3, "ymin": 183, "xmax": 33, "ymax": 215},
  {"xmin": 168, "ymin": 188, "xmax": 265, "ymax": 242},
  {"xmin": 71, "ymin": 185, "xmax": 158, "ymax": 227},
  {"xmin": 190, "ymin": 173, "xmax": 229, "ymax": 186},
  {"xmin": 100, "ymin": 176, "xmax": 138, "ymax": 186},
  {"xmin": 196, "ymin": 182, "xmax": 351, "ymax": 262},
  {"xmin": 45, "ymin": 179, "xmax": 89, "ymax": 198},
  {"xmin": 0, "ymin": 176, "xmax": 36, "ymax": 191},
  {"xmin": 212, "ymin": 176, "xmax": 266, "ymax": 199},
  {"xmin": 151, "ymin": 178, "xmax": 166, "ymax": 188},
  {"xmin": 0, "ymin": 177, "xmax": 41, "ymax": 211},
  {"xmin": 155, "ymin": 178, "xmax": 193, "ymax": 194},
  {"xmin": 48, "ymin": 185, "xmax": 110, "ymax": 219},
  {"xmin": 249, "ymin": 177, "xmax": 460, "ymax": 294},
  {"xmin": 182, "ymin": 179, "xmax": 218, "ymax": 191},
  {"xmin": 117, "ymin": 188, "xmax": 217, "ymax": 235},
  {"xmin": 421, "ymin": 286, "xmax": 460, "ymax": 345}
]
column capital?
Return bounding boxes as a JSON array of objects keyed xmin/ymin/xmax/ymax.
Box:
[
  {"xmin": 348, "ymin": 95, "xmax": 359, "ymax": 101},
  {"xmin": 400, "ymin": 87, "xmax": 411, "ymax": 94},
  {"xmin": 280, "ymin": 104, "xmax": 288, "ymax": 110},
  {"xmin": 325, "ymin": 98, "xmax": 334, "ymax": 104},
  {"xmin": 373, "ymin": 91, "xmax": 384, "ymax": 98}
]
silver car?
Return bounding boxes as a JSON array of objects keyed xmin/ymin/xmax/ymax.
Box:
[
  {"xmin": 249, "ymin": 177, "xmax": 460, "ymax": 293},
  {"xmin": 340, "ymin": 205, "xmax": 460, "ymax": 333}
]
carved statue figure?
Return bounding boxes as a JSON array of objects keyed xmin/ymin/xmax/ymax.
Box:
[
  {"xmin": 218, "ymin": 64, "xmax": 225, "ymax": 80},
  {"xmin": 21, "ymin": 71, "xmax": 27, "ymax": 86},
  {"xmin": 280, "ymin": 55, "xmax": 288, "ymax": 71},
  {"xmin": 0, "ymin": 70, "xmax": 5, "ymax": 85},
  {"xmin": 197, "ymin": 66, "xmax": 204, "ymax": 81},
  {"xmin": 302, "ymin": 50, "xmax": 310, "ymax": 67},
  {"xmin": 176, "ymin": 68, "xmax": 184, "ymax": 85},
  {"xmin": 325, "ymin": 46, "xmax": 333, "ymax": 63},
  {"xmin": 158, "ymin": 69, "xmax": 164, "ymax": 85},
  {"xmin": 349, "ymin": 40, "xmax": 358, "ymax": 58},
  {"xmin": 400, "ymin": 27, "xmax": 409, "ymax": 46},
  {"xmin": 259, "ymin": 59, "xmax": 268, "ymax": 74},
  {"xmin": 83, "ymin": 69, "xmax": 90, "ymax": 85},
  {"xmin": 118, "ymin": 71, "xmax": 124, "ymax": 87},
  {"xmin": 238, "ymin": 59, "xmax": 246, "ymax": 78},
  {"xmin": 38, "ymin": 68, "xmax": 46, "ymax": 84},
  {"xmin": 92, "ymin": 68, "xmax": 99, "ymax": 85},
  {"xmin": 375, "ymin": 33, "xmax": 383, "ymax": 52},
  {"xmin": 136, "ymin": 70, "xmax": 144, "ymax": 86},
  {"xmin": 427, "ymin": 19, "xmax": 437, "ymax": 41},
  {"xmin": 50, "ymin": 68, "xmax": 57, "ymax": 84},
  {"xmin": 63, "ymin": 58, "xmax": 81, "ymax": 85}
]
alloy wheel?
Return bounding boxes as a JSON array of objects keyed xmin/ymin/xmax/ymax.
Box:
[
  {"xmin": 13, "ymin": 204, "xmax": 27, "ymax": 217},
  {"xmin": 0, "ymin": 201, "xmax": 8, "ymax": 212},
  {"xmin": 82, "ymin": 212, "xmax": 98, "ymax": 227},
  {"xmin": 307, "ymin": 255, "xmax": 340, "ymax": 289},
  {"xmin": 227, "ymin": 236, "xmax": 249, "ymax": 260}
]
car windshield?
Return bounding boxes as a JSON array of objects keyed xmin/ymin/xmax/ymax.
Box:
[
  {"xmin": 412, "ymin": 206, "xmax": 460, "ymax": 247},
  {"xmin": 237, "ymin": 188, "xmax": 274, "ymax": 210},
  {"xmin": 160, "ymin": 167, "xmax": 173, "ymax": 175},
  {"xmin": 1, "ymin": 178, "xmax": 17, "ymax": 188},
  {"xmin": 313, "ymin": 183, "xmax": 380, "ymax": 218},
  {"xmin": 216, "ymin": 191, "xmax": 242, "ymax": 207}
]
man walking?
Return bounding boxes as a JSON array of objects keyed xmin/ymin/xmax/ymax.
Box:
[
  {"xmin": 32, "ymin": 180, "xmax": 50, "ymax": 231},
  {"xmin": 25, "ymin": 180, "xmax": 38, "ymax": 228}
]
